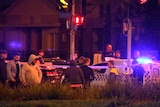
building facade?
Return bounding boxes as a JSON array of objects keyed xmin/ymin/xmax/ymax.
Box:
[{"xmin": 0, "ymin": 0, "xmax": 160, "ymax": 61}]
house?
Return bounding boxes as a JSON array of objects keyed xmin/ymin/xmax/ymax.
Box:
[
  {"xmin": 0, "ymin": 0, "xmax": 70, "ymax": 60},
  {"xmin": 0, "ymin": 0, "xmax": 157, "ymax": 61}
]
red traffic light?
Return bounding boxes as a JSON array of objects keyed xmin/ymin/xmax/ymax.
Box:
[
  {"xmin": 73, "ymin": 15, "xmax": 84, "ymax": 26},
  {"xmin": 140, "ymin": 0, "xmax": 147, "ymax": 4}
]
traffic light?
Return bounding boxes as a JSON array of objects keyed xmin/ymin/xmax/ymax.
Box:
[
  {"xmin": 139, "ymin": 0, "xmax": 147, "ymax": 4},
  {"xmin": 73, "ymin": 15, "xmax": 84, "ymax": 26},
  {"xmin": 59, "ymin": 0, "xmax": 68, "ymax": 9},
  {"xmin": 57, "ymin": 0, "xmax": 72, "ymax": 13},
  {"xmin": 60, "ymin": 0, "xmax": 69, "ymax": 6}
]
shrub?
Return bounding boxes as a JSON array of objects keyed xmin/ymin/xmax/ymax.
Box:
[{"xmin": 1, "ymin": 81, "xmax": 160, "ymax": 103}]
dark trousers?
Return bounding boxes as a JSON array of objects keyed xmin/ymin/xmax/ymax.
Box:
[
  {"xmin": 0, "ymin": 80, "xmax": 6, "ymax": 87},
  {"xmin": 84, "ymin": 81, "xmax": 91, "ymax": 90},
  {"xmin": 9, "ymin": 78, "xmax": 20, "ymax": 88}
]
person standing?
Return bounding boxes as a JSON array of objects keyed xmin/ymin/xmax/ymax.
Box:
[
  {"xmin": 20, "ymin": 54, "xmax": 42, "ymax": 86},
  {"xmin": 37, "ymin": 49, "xmax": 45, "ymax": 64},
  {"xmin": 132, "ymin": 50, "xmax": 141, "ymax": 63},
  {"xmin": 80, "ymin": 58, "xmax": 94, "ymax": 89},
  {"xmin": 78, "ymin": 56, "xmax": 85, "ymax": 65},
  {"xmin": 0, "ymin": 50, "xmax": 8, "ymax": 86},
  {"xmin": 107, "ymin": 60, "xmax": 119, "ymax": 83},
  {"xmin": 131, "ymin": 60, "xmax": 145, "ymax": 85},
  {"xmin": 37, "ymin": 49, "xmax": 46, "ymax": 82},
  {"xmin": 74, "ymin": 52, "xmax": 79, "ymax": 63},
  {"xmin": 7, "ymin": 53, "xmax": 21, "ymax": 88},
  {"xmin": 102, "ymin": 44, "xmax": 115, "ymax": 61},
  {"xmin": 62, "ymin": 60, "xmax": 85, "ymax": 88},
  {"xmin": 115, "ymin": 50, "xmax": 121, "ymax": 59}
]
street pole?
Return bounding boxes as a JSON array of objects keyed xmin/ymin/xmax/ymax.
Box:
[
  {"xmin": 70, "ymin": 0, "xmax": 75, "ymax": 60},
  {"xmin": 127, "ymin": 19, "xmax": 132, "ymax": 68},
  {"xmin": 127, "ymin": 0, "xmax": 132, "ymax": 68}
]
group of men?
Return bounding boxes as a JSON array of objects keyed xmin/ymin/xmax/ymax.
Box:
[
  {"xmin": 0, "ymin": 46, "xmax": 145, "ymax": 88},
  {"xmin": 102, "ymin": 44, "xmax": 145, "ymax": 85},
  {"xmin": 0, "ymin": 49, "xmax": 95, "ymax": 89},
  {"xmin": 0, "ymin": 50, "xmax": 44, "ymax": 88}
]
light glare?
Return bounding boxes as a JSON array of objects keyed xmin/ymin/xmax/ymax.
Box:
[{"xmin": 137, "ymin": 57, "xmax": 152, "ymax": 64}]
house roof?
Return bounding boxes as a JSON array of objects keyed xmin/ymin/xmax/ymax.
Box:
[
  {"xmin": 2, "ymin": 0, "xmax": 59, "ymax": 15},
  {"xmin": 1, "ymin": 0, "xmax": 61, "ymax": 27}
]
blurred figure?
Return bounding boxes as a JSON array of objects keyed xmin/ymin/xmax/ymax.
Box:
[
  {"xmin": 7, "ymin": 53, "xmax": 21, "ymax": 88},
  {"xmin": 132, "ymin": 50, "xmax": 141, "ymax": 65},
  {"xmin": 0, "ymin": 50, "xmax": 8, "ymax": 86},
  {"xmin": 74, "ymin": 52, "xmax": 79, "ymax": 60},
  {"xmin": 20, "ymin": 54, "xmax": 42, "ymax": 86},
  {"xmin": 131, "ymin": 60, "xmax": 145, "ymax": 85},
  {"xmin": 102, "ymin": 44, "xmax": 115, "ymax": 61},
  {"xmin": 38, "ymin": 49, "xmax": 45, "ymax": 64},
  {"xmin": 80, "ymin": 57, "xmax": 94, "ymax": 89},
  {"xmin": 62, "ymin": 60, "xmax": 85, "ymax": 88},
  {"xmin": 74, "ymin": 52, "xmax": 79, "ymax": 63},
  {"xmin": 115, "ymin": 50, "xmax": 121, "ymax": 59},
  {"xmin": 107, "ymin": 60, "xmax": 119, "ymax": 82},
  {"xmin": 133, "ymin": 50, "xmax": 141, "ymax": 60},
  {"xmin": 37, "ymin": 49, "xmax": 45, "ymax": 82},
  {"xmin": 78, "ymin": 56, "xmax": 85, "ymax": 65}
]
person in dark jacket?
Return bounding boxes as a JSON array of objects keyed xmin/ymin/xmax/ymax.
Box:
[
  {"xmin": 78, "ymin": 56, "xmax": 85, "ymax": 65},
  {"xmin": 132, "ymin": 60, "xmax": 145, "ymax": 85},
  {"xmin": 80, "ymin": 57, "xmax": 94, "ymax": 89},
  {"xmin": 0, "ymin": 50, "xmax": 8, "ymax": 86},
  {"xmin": 63, "ymin": 60, "xmax": 85, "ymax": 88}
]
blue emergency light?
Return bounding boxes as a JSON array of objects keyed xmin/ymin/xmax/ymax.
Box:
[{"xmin": 137, "ymin": 57, "xmax": 152, "ymax": 64}]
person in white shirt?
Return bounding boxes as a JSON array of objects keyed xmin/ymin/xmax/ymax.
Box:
[{"xmin": 7, "ymin": 53, "xmax": 21, "ymax": 88}]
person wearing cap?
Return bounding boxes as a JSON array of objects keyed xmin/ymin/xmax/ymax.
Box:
[
  {"xmin": 7, "ymin": 53, "xmax": 21, "ymax": 88},
  {"xmin": 0, "ymin": 50, "xmax": 8, "ymax": 86},
  {"xmin": 20, "ymin": 54, "xmax": 42, "ymax": 86}
]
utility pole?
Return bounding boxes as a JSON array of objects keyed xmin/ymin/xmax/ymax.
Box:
[
  {"xmin": 59, "ymin": 0, "xmax": 83, "ymax": 60},
  {"xmin": 127, "ymin": 19, "xmax": 132, "ymax": 68},
  {"xmin": 126, "ymin": 0, "xmax": 132, "ymax": 68},
  {"xmin": 70, "ymin": 0, "xmax": 76, "ymax": 60}
]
